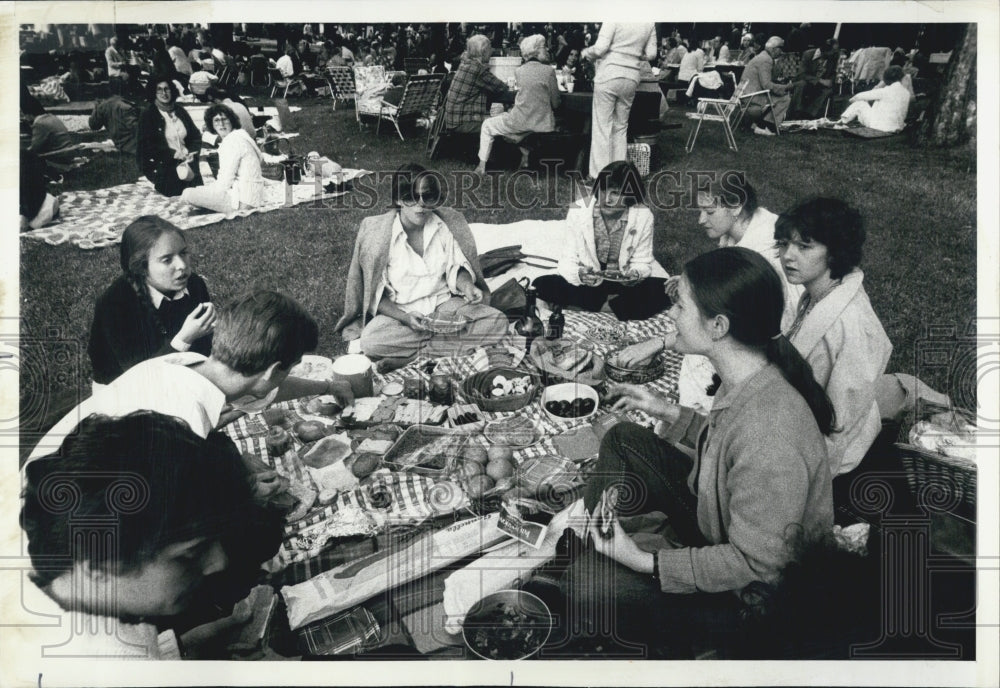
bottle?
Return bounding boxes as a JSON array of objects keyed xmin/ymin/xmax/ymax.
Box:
[
  {"xmin": 515, "ymin": 286, "xmax": 545, "ymax": 354},
  {"xmin": 546, "ymin": 305, "xmax": 564, "ymax": 341}
]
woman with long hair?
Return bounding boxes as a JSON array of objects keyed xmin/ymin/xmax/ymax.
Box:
[
  {"xmin": 562, "ymin": 247, "xmax": 835, "ymax": 654},
  {"xmin": 87, "ymin": 216, "xmax": 214, "ymax": 385}
]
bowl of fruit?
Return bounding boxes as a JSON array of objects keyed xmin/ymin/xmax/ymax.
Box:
[{"xmin": 541, "ymin": 382, "xmax": 599, "ymax": 422}]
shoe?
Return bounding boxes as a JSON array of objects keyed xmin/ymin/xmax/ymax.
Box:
[{"xmin": 753, "ymin": 125, "xmax": 775, "ymax": 136}]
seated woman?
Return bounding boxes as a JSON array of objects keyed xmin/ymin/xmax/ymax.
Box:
[
  {"xmin": 614, "ymin": 176, "xmax": 802, "ymax": 369},
  {"xmin": 137, "ymin": 75, "xmax": 202, "ymax": 197},
  {"xmin": 563, "ymin": 247, "xmax": 834, "ymax": 655},
  {"xmin": 533, "ymin": 161, "xmax": 670, "ymax": 321},
  {"xmin": 474, "ymin": 34, "xmax": 560, "ymax": 173},
  {"xmin": 333, "ymin": 163, "xmax": 508, "ymax": 370},
  {"xmin": 442, "ymin": 34, "xmax": 510, "ymax": 135},
  {"xmin": 88, "ymin": 216, "xmax": 214, "ymax": 385},
  {"xmin": 776, "ymin": 198, "xmax": 892, "ymax": 477},
  {"xmin": 181, "ymin": 104, "xmax": 284, "ymax": 214},
  {"xmin": 20, "ymin": 412, "xmax": 274, "ymax": 659},
  {"xmin": 836, "ymin": 65, "xmax": 910, "ymax": 132}
]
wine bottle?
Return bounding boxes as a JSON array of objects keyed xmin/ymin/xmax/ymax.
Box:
[{"xmin": 515, "ymin": 286, "xmax": 545, "ymax": 353}]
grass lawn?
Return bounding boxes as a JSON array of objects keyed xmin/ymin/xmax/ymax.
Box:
[{"xmin": 18, "ymin": 95, "xmax": 977, "ymax": 446}]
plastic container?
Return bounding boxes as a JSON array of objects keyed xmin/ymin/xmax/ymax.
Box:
[{"xmin": 540, "ymin": 382, "xmax": 599, "ymax": 423}]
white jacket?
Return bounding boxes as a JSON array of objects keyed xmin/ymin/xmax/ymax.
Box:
[{"xmin": 557, "ymin": 197, "xmax": 655, "ymax": 286}]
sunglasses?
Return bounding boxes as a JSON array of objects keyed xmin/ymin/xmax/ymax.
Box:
[{"xmin": 403, "ymin": 191, "xmax": 442, "ymax": 207}]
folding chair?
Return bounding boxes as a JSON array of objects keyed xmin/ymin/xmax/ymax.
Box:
[
  {"xmin": 247, "ymin": 54, "xmax": 271, "ymax": 90},
  {"xmin": 375, "ymin": 73, "xmax": 444, "ymax": 141},
  {"xmin": 326, "ymin": 65, "xmax": 356, "ymax": 112},
  {"xmin": 269, "ymin": 67, "xmax": 304, "ymax": 98},
  {"xmin": 684, "ymin": 79, "xmax": 777, "ymax": 153},
  {"xmin": 403, "ymin": 58, "xmax": 429, "ymax": 75},
  {"xmin": 352, "ymin": 65, "xmax": 387, "ymax": 130}
]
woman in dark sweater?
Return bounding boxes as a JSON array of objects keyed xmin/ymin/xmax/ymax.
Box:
[
  {"xmin": 136, "ymin": 75, "xmax": 202, "ymax": 197},
  {"xmin": 88, "ymin": 216, "xmax": 216, "ymax": 385}
]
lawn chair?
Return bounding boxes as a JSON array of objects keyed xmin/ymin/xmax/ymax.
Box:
[
  {"xmin": 269, "ymin": 66, "xmax": 304, "ymax": 98},
  {"xmin": 326, "ymin": 65, "xmax": 356, "ymax": 112},
  {"xmin": 247, "ymin": 54, "xmax": 271, "ymax": 90},
  {"xmin": 684, "ymin": 79, "xmax": 776, "ymax": 153},
  {"xmin": 403, "ymin": 58, "xmax": 429, "ymax": 75},
  {"xmin": 375, "ymin": 73, "xmax": 444, "ymax": 141}
]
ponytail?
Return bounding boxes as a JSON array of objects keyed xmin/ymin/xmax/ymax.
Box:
[{"xmin": 767, "ymin": 334, "xmax": 836, "ymax": 435}]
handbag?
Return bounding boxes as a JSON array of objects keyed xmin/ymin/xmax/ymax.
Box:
[
  {"xmin": 488, "ymin": 276, "xmax": 530, "ymax": 320},
  {"xmin": 480, "ymin": 245, "xmax": 557, "ymax": 279}
]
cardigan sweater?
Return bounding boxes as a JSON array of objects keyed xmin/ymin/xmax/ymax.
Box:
[
  {"xmin": 656, "ymin": 363, "xmax": 834, "ymax": 593},
  {"xmin": 333, "ymin": 208, "xmax": 491, "ymax": 341},
  {"xmin": 136, "ymin": 103, "xmax": 202, "ymax": 185},
  {"xmin": 88, "ymin": 274, "xmax": 212, "ymax": 384},
  {"xmin": 557, "ymin": 197, "xmax": 656, "ymax": 285}
]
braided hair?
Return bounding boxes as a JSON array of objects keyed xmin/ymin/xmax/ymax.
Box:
[{"xmin": 119, "ymin": 215, "xmax": 188, "ymax": 339}]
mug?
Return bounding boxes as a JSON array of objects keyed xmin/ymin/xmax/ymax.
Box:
[{"xmin": 331, "ymin": 354, "xmax": 375, "ymax": 398}]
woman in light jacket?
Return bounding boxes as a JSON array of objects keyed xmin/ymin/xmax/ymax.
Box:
[
  {"xmin": 181, "ymin": 104, "xmax": 284, "ymax": 214},
  {"xmin": 474, "ymin": 34, "xmax": 560, "ymax": 173},
  {"xmin": 581, "ymin": 22, "xmax": 657, "ymax": 179},
  {"xmin": 776, "ymin": 197, "xmax": 892, "ymax": 478},
  {"xmin": 533, "ymin": 161, "xmax": 670, "ymax": 320}
]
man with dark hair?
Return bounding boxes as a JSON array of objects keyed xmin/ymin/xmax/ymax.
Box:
[
  {"xmin": 30, "ymin": 290, "xmax": 351, "ymax": 460},
  {"xmin": 20, "ymin": 412, "xmax": 268, "ymax": 658},
  {"xmin": 334, "ymin": 163, "xmax": 507, "ymax": 370}
]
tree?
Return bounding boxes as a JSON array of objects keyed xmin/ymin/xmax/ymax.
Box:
[{"xmin": 916, "ymin": 22, "xmax": 976, "ymax": 147}]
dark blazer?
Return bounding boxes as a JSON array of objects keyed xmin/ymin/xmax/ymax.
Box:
[
  {"xmin": 136, "ymin": 103, "xmax": 203, "ymax": 196},
  {"xmin": 88, "ymin": 274, "xmax": 213, "ymax": 384}
]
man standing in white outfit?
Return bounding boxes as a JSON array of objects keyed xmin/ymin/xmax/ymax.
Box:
[
  {"xmin": 582, "ymin": 23, "xmax": 657, "ymax": 179},
  {"xmin": 837, "ymin": 65, "xmax": 911, "ymax": 132}
]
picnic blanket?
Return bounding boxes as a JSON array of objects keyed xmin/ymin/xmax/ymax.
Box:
[
  {"xmin": 222, "ymin": 309, "xmax": 681, "ymax": 575},
  {"xmin": 780, "ymin": 118, "xmax": 903, "ymax": 139},
  {"xmin": 20, "ymin": 168, "xmax": 373, "ymax": 249}
]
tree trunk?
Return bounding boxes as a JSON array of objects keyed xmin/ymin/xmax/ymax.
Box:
[{"xmin": 917, "ymin": 23, "xmax": 976, "ymax": 147}]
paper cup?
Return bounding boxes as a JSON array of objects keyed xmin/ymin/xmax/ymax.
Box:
[{"xmin": 332, "ymin": 354, "xmax": 375, "ymax": 398}]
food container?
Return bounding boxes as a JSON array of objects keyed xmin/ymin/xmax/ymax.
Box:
[
  {"xmin": 604, "ymin": 349, "xmax": 668, "ymax": 384},
  {"xmin": 463, "ymin": 589, "xmax": 553, "ymax": 660},
  {"xmin": 447, "ymin": 403, "xmax": 486, "ymax": 432},
  {"xmin": 461, "ymin": 366, "xmax": 539, "ymax": 412},
  {"xmin": 530, "ymin": 338, "xmax": 605, "ymax": 386},
  {"xmin": 541, "ymin": 382, "xmax": 599, "ymax": 423},
  {"xmin": 483, "ymin": 416, "xmax": 541, "ymax": 448},
  {"xmin": 383, "ymin": 425, "xmax": 465, "ymax": 477}
]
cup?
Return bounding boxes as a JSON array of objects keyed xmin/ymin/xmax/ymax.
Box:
[{"xmin": 332, "ymin": 354, "xmax": 375, "ymax": 398}]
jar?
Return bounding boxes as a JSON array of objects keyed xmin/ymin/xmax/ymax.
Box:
[
  {"xmin": 265, "ymin": 426, "xmax": 292, "ymax": 456},
  {"xmin": 429, "ymin": 374, "xmax": 453, "ymax": 405}
]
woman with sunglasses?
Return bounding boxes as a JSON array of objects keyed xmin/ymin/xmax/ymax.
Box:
[
  {"xmin": 334, "ymin": 163, "xmax": 508, "ymax": 371},
  {"xmin": 136, "ymin": 74, "xmax": 202, "ymax": 197}
]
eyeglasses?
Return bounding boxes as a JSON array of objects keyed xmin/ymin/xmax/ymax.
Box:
[
  {"xmin": 212, "ymin": 116, "xmax": 231, "ymax": 125},
  {"xmin": 155, "ymin": 85, "xmax": 173, "ymax": 93}
]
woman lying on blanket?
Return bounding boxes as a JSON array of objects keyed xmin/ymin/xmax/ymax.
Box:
[
  {"xmin": 333, "ymin": 163, "xmax": 508, "ymax": 371},
  {"xmin": 562, "ymin": 247, "xmax": 834, "ymax": 655},
  {"xmin": 533, "ymin": 161, "xmax": 671, "ymax": 321},
  {"xmin": 88, "ymin": 216, "xmax": 214, "ymax": 385},
  {"xmin": 181, "ymin": 104, "xmax": 286, "ymax": 214},
  {"xmin": 137, "ymin": 75, "xmax": 203, "ymax": 197}
]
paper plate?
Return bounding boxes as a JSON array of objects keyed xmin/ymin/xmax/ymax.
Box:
[{"xmin": 290, "ymin": 355, "xmax": 334, "ymax": 381}]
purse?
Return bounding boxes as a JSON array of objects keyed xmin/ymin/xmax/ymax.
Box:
[
  {"xmin": 479, "ymin": 245, "xmax": 557, "ymax": 279},
  {"xmin": 488, "ymin": 276, "xmax": 530, "ymax": 320}
]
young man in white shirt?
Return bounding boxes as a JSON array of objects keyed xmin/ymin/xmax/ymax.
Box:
[{"xmin": 30, "ymin": 291, "xmax": 352, "ymax": 462}]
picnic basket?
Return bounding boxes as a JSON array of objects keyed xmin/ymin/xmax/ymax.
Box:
[
  {"xmin": 626, "ymin": 142, "xmax": 651, "ymax": 177},
  {"xmin": 461, "ymin": 366, "xmax": 540, "ymax": 412}
]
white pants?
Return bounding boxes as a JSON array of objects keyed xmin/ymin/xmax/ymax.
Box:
[
  {"xmin": 589, "ymin": 77, "xmax": 637, "ymax": 179},
  {"xmin": 478, "ymin": 113, "xmax": 528, "ymax": 163},
  {"xmin": 839, "ymin": 101, "xmax": 876, "ymax": 128},
  {"xmin": 181, "ymin": 183, "xmax": 239, "ymax": 213}
]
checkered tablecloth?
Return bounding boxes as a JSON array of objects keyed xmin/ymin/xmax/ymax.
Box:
[{"xmin": 224, "ymin": 309, "xmax": 681, "ymax": 582}]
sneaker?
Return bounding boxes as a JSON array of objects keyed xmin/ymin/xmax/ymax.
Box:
[{"xmin": 753, "ymin": 125, "xmax": 775, "ymax": 136}]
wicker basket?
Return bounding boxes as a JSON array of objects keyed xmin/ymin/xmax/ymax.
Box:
[
  {"xmin": 461, "ymin": 366, "xmax": 539, "ymax": 412},
  {"xmin": 896, "ymin": 443, "xmax": 977, "ymax": 522},
  {"xmin": 626, "ymin": 142, "xmax": 651, "ymax": 177},
  {"xmin": 604, "ymin": 349, "xmax": 667, "ymax": 384}
]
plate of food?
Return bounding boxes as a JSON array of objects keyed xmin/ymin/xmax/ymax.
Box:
[
  {"xmin": 484, "ymin": 416, "xmax": 540, "ymax": 447},
  {"xmin": 290, "ymin": 355, "xmax": 334, "ymax": 381},
  {"xmin": 423, "ymin": 314, "xmax": 470, "ymax": 334},
  {"xmin": 584, "ymin": 324, "xmax": 632, "ymax": 347},
  {"xmin": 594, "ymin": 268, "xmax": 638, "ymax": 283}
]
